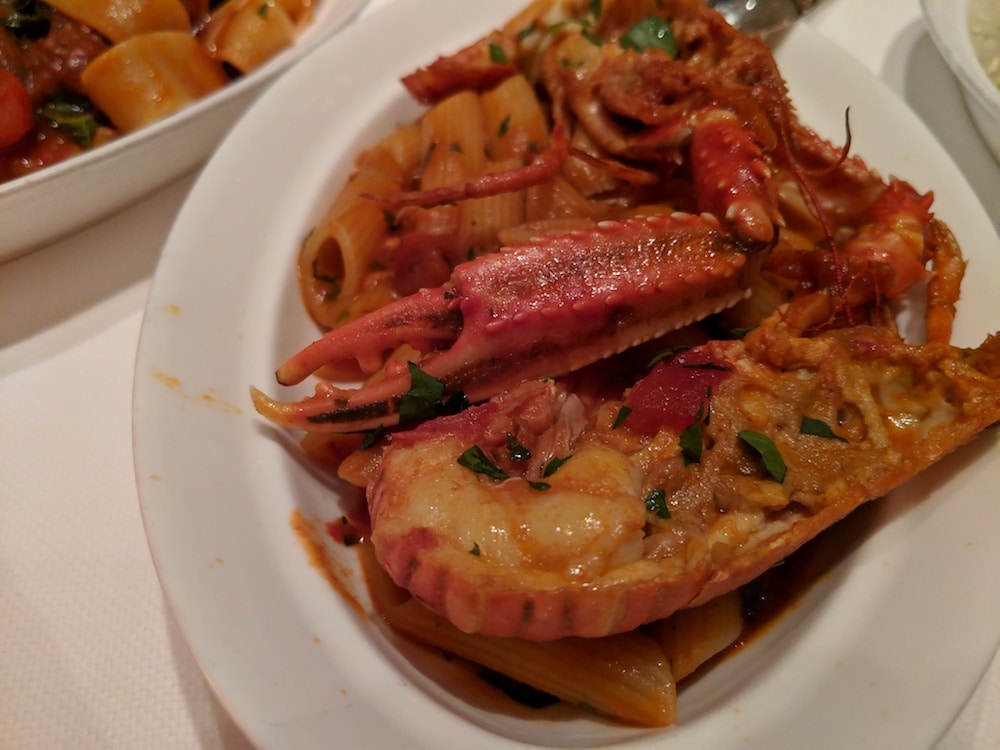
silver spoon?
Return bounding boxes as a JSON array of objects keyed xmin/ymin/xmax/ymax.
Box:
[{"xmin": 707, "ymin": 0, "xmax": 817, "ymax": 35}]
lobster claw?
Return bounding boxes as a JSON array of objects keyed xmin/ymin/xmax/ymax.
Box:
[{"xmin": 251, "ymin": 213, "xmax": 769, "ymax": 433}]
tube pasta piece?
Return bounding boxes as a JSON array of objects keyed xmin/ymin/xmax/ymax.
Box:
[
  {"xmin": 423, "ymin": 90, "xmax": 488, "ymax": 176},
  {"xmin": 81, "ymin": 32, "xmax": 228, "ymax": 132},
  {"xmin": 298, "ymin": 144, "xmax": 410, "ymax": 329},
  {"xmin": 363, "ymin": 549, "xmax": 677, "ymax": 727},
  {"xmin": 479, "ymin": 74, "xmax": 549, "ymax": 161},
  {"xmin": 456, "ymin": 159, "xmax": 526, "ymax": 253},
  {"xmin": 299, "ymin": 199, "xmax": 392, "ymax": 330},
  {"xmin": 272, "ymin": 0, "xmax": 316, "ymax": 24},
  {"xmin": 371, "ymin": 121, "xmax": 423, "ymax": 178},
  {"xmin": 201, "ymin": 0, "xmax": 298, "ymax": 73},
  {"xmin": 647, "ymin": 591, "xmax": 744, "ymax": 681},
  {"xmin": 46, "ymin": 0, "xmax": 189, "ymax": 43},
  {"xmin": 411, "ymin": 92, "xmax": 485, "ymax": 241}
]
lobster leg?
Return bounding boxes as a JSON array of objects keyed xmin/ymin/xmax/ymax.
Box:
[{"xmin": 252, "ymin": 213, "xmax": 768, "ymax": 433}]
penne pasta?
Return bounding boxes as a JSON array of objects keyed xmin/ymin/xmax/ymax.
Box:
[
  {"xmin": 480, "ymin": 74, "xmax": 549, "ymax": 162},
  {"xmin": 422, "ymin": 90, "xmax": 488, "ymax": 176},
  {"xmin": 360, "ymin": 544, "xmax": 677, "ymax": 727},
  {"xmin": 372, "ymin": 122, "xmax": 424, "ymax": 179},
  {"xmin": 648, "ymin": 591, "xmax": 745, "ymax": 681},
  {"xmin": 455, "ymin": 159, "xmax": 526, "ymax": 254},
  {"xmin": 297, "ymin": 138, "xmax": 414, "ymax": 329},
  {"xmin": 298, "ymin": 203, "xmax": 390, "ymax": 330},
  {"xmin": 409, "ymin": 91, "xmax": 486, "ymax": 243}
]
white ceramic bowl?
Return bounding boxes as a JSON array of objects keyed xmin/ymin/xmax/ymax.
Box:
[
  {"xmin": 0, "ymin": 0, "xmax": 368, "ymax": 264},
  {"xmin": 922, "ymin": 0, "xmax": 1000, "ymax": 162}
]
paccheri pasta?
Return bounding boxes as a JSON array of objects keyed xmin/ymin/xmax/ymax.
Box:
[
  {"xmin": 253, "ymin": 0, "xmax": 1000, "ymax": 729},
  {"xmin": 0, "ymin": 0, "xmax": 317, "ymax": 184}
]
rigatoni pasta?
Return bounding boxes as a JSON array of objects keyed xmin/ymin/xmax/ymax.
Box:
[{"xmin": 82, "ymin": 32, "xmax": 228, "ymax": 132}]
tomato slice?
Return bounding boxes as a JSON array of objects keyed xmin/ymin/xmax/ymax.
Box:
[
  {"xmin": 0, "ymin": 71, "xmax": 35, "ymax": 149},
  {"xmin": 623, "ymin": 350, "xmax": 732, "ymax": 435}
]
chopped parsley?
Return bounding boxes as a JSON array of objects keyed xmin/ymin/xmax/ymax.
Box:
[
  {"xmin": 645, "ymin": 488, "xmax": 671, "ymax": 519},
  {"xmin": 506, "ymin": 434, "xmax": 531, "ymax": 462},
  {"xmin": 517, "ymin": 22, "xmax": 538, "ymax": 42},
  {"xmin": 612, "ymin": 405, "xmax": 632, "ymax": 429},
  {"xmin": 681, "ymin": 361, "xmax": 732, "ymax": 372},
  {"xmin": 799, "ymin": 416, "xmax": 847, "ymax": 442},
  {"xmin": 648, "ymin": 345, "xmax": 689, "ymax": 367},
  {"xmin": 358, "ymin": 425, "xmax": 385, "ymax": 450},
  {"xmin": 398, "ymin": 362, "xmax": 446, "ymax": 425},
  {"xmin": 543, "ymin": 454, "xmax": 572, "ymax": 477},
  {"xmin": 2, "ymin": 0, "xmax": 50, "ymax": 38},
  {"xmin": 739, "ymin": 430, "xmax": 787, "ymax": 482},
  {"xmin": 39, "ymin": 95, "xmax": 99, "ymax": 148},
  {"xmin": 679, "ymin": 401, "xmax": 707, "ymax": 465},
  {"xmin": 488, "ymin": 42, "xmax": 508, "ymax": 64},
  {"xmin": 619, "ymin": 15, "xmax": 678, "ymax": 57},
  {"xmin": 457, "ymin": 445, "xmax": 509, "ymax": 480}
]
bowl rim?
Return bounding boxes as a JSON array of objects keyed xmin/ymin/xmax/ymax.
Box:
[
  {"xmin": 0, "ymin": 0, "xmax": 367, "ymax": 202},
  {"xmin": 920, "ymin": 0, "xmax": 1000, "ymax": 118}
]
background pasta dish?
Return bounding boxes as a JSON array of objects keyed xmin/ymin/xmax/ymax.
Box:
[{"xmin": 0, "ymin": 0, "xmax": 319, "ymax": 184}]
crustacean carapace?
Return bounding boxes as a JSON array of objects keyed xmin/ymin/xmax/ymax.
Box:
[
  {"xmin": 252, "ymin": 213, "xmax": 765, "ymax": 433},
  {"xmin": 366, "ymin": 325, "xmax": 1000, "ymax": 641}
]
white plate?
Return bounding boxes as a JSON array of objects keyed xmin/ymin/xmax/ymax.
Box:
[
  {"xmin": 133, "ymin": 2, "xmax": 1000, "ymax": 748},
  {"xmin": 0, "ymin": 0, "xmax": 368, "ymax": 264}
]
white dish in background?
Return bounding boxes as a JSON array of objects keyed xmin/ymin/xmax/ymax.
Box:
[
  {"xmin": 922, "ymin": 0, "xmax": 1000, "ymax": 162},
  {"xmin": 133, "ymin": 1, "xmax": 1000, "ymax": 748},
  {"xmin": 0, "ymin": 0, "xmax": 368, "ymax": 264}
]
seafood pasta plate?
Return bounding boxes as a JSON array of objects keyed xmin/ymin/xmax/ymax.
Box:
[
  {"xmin": 133, "ymin": 0, "xmax": 1000, "ymax": 748},
  {"xmin": 0, "ymin": 0, "xmax": 368, "ymax": 263}
]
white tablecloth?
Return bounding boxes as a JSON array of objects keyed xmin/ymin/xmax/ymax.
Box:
[{"xmin": 2, "ymin": 0, "xmax": 997, "ymax": 747}]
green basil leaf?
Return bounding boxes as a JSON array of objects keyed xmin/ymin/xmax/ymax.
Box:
[{"xmin": 739, "ymin": 430, "xmax": 787, "ymax": 482}]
